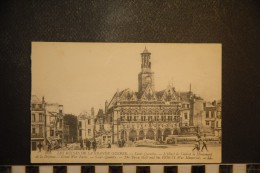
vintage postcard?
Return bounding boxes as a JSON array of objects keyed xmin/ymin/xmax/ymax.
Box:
[{"xmin": 31, "ymin": 42, "xmax": 221, "ymax": 163}]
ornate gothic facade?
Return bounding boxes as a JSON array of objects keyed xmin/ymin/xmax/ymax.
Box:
[{"xmin": 106, "ymin": 48, "xmax": 200, "ymax": 144}]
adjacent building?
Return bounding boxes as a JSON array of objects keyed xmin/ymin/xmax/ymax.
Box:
[
  {"xmin": 214, "ymin": 100, "xmax": 222, "ymax": 137},
  {"xmin": 31, "ymin": 95, "xmax": 64, "ymax": 150},
  {"xmin": 45, "ymin": 103, "xmax": 64, "ymax": 146},
  {"xmin": 193, "ymin": 100, "xmax": 222, "ymax": 137},
  {"xmin": 95, "ymin": 108, "xmax": 112, "ymax": 144},
  {"xmin": 78, "ymin": 109, "xmax": 95, "ymax": 141},
  {"xmin": 31, "ymin": 95, "xmax": 45, "ymax": 151}
]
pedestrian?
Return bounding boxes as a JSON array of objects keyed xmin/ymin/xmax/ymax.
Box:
[
  {"xmin": 107, "ymin": 141, "xmax": 111, "ymax": 148},
  {"xmin": 47, "ymin": 141, "xmax": 52, "ymax": 153},
  {"xmin": 192, "ymin": 139, "xmax": 200, "ymax": 151},
  {"xmin": 118, "ymin": 139, "xmax": 122, "ymax": 148},
  {"xmin": 37, "ymin": 142, "xmax": 43, "ymax": 152},
  {"xmin": 86, "ymin": 138, "xmax": 91, "ymax": 150},
  {"xmin": 80, "ymin": 139, "xmax": 84, "ymax": 150},
  {"xmin": 201, "ymin": 134, "xmax": 208, "ymax": 152},
  {"xmin": 92, "ymin": 139, "xmax": 97, "ymax": 152}
]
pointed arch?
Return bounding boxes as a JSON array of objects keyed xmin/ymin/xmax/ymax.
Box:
[
  {"xmin": 129, "ymin": 130, "xmax": 137, "ymax": 141},
  {"xmin": 146, "ymin": 129, "xmax": 155, "ymax": 140},
  {"xmin": 163, "ymin": 128, "xmax": 171, "ymax": 141}
]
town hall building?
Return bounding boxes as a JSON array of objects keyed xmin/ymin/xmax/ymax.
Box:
[{"xmin": 105, "ymin": 47, "xmax": 204, "ymax": 144}]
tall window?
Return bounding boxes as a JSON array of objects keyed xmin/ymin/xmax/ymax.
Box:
[
  {"xmin": 39, "ymin": 113, "xmax": 43, "ymax": 122},
  {"xmin": 162, "ymin": 116, "xmax": 166, "ymax": 121},
  {"xmin": 32, "ymin": 127, "xmax": 36, "ymax": 134},
  {"xmin": 79, "ymin": 121, "xmax": 82, "ymax": 128},
  {"xmin": 206, "ymin": 111, "xmax": 209, "ymax": 118},
  {"xmin": 39, "ymin": 125, "xmax": 43, "ymax": 135},
  {"xmin": 211, "ymin": 111, "xmax": 214, "ymax": 118},
  {"xmin": 88, "ymin": 119, "xmax": 91, "ymax": 125},
  {"xmin": 211, "ymin": 121, "xmax": 214, "ymax": 127},
  {"xmin": 88, "ymin": 129, "xmax": 91, "ymax": 136},
  {"xmin": 31, "ymin": 114, "xmax": 35, "ymax": 122},
  {"xmin": 184, "ymin": 113, "xmax": 188, "ymax": 119},
  {"xmin": 79, "ymin": 130, "xmax": 82, "ymax": 136}
]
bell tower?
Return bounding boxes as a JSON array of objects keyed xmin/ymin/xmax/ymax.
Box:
[{"xmin": 138, "ymin": 47, "xmax": 155, "ymax": 92}]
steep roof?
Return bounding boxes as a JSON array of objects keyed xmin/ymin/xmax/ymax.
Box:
[
  {"xmin": 78, "ymin": 111, "xmax": 92, "ymax": 119},
  {"xmin": 97, "ymin": 109, "xmax": 104, "ymax": 117},
  {"xmin": 155, "ymin": 90, "xmax": 164, "ymax": 99},
  {"xmin": 31, "ymin": 95, "xmax": 41, "ymax": 103},
  {"xmin": 107, "ymin": 85, "xmax": 204, "ymax": 109}
]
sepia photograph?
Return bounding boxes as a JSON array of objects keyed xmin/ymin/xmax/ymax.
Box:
[{"xmin": 31, "ymin": 42, "xmax": 221, "ymax": 163}]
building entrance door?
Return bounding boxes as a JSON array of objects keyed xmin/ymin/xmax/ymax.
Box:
[
  {"xmin": 173, "ymin": 129, "xmax": 179, "ymax": 135},
  {"xmin": 139, "ymin": 130, "xmax": 145, "ymax": 140},
  {"xmin": 146, "ymin": 129, "xmax": 155, "ymax": 140},
  {"xmin": 129, "ymin": 130, "xmax": 137, "ymax": 141},
  {"xmin": 163, "ymin": 128, "xmax": 171, "ymax": 141}
]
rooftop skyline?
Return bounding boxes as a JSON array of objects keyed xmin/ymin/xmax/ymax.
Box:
[{"xmin": 32, "ymin": 43, "xmax": 221, "ymax": 115}]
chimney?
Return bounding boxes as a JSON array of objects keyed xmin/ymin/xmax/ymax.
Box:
[
  {"xmin": 105, "ymin": 100, "xmax": 108, "ymax": 113},
  {"xmin": 58, "ymin": 105, "xmax": 63, "ymax": 114}
]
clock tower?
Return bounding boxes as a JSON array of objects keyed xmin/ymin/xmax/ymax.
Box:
[{"xmin": 138, "ymin": 47, "xmax": 155, "ymax": 92}]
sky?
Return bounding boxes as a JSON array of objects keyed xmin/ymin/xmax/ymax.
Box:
[{"xmin": 32, "ymin": 42, "xmax": 221, "ymax": 115}]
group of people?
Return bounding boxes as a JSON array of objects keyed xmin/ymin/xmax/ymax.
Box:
[
  {"xmin": 192, "ymin": 134, "xmax": 208, "ymax": 152},
  {"xmin": 36, "ymin": 140, "xmax": 53, "ymax": 153},
  {"xmin": 80, "ymin": 138, "xmax": 97, "ymax": 151},
  {"xmin": 118, "ymin": 138, "xmax": 126, "ymax": 147},
  {"xmin": 37, "ymin": 142, "xmax": 43, "ymax": 152}
]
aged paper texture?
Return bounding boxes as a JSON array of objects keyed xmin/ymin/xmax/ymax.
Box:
[{"xmin": 31, "ymin": 42, "xmax": 221, "ymax": 163}]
